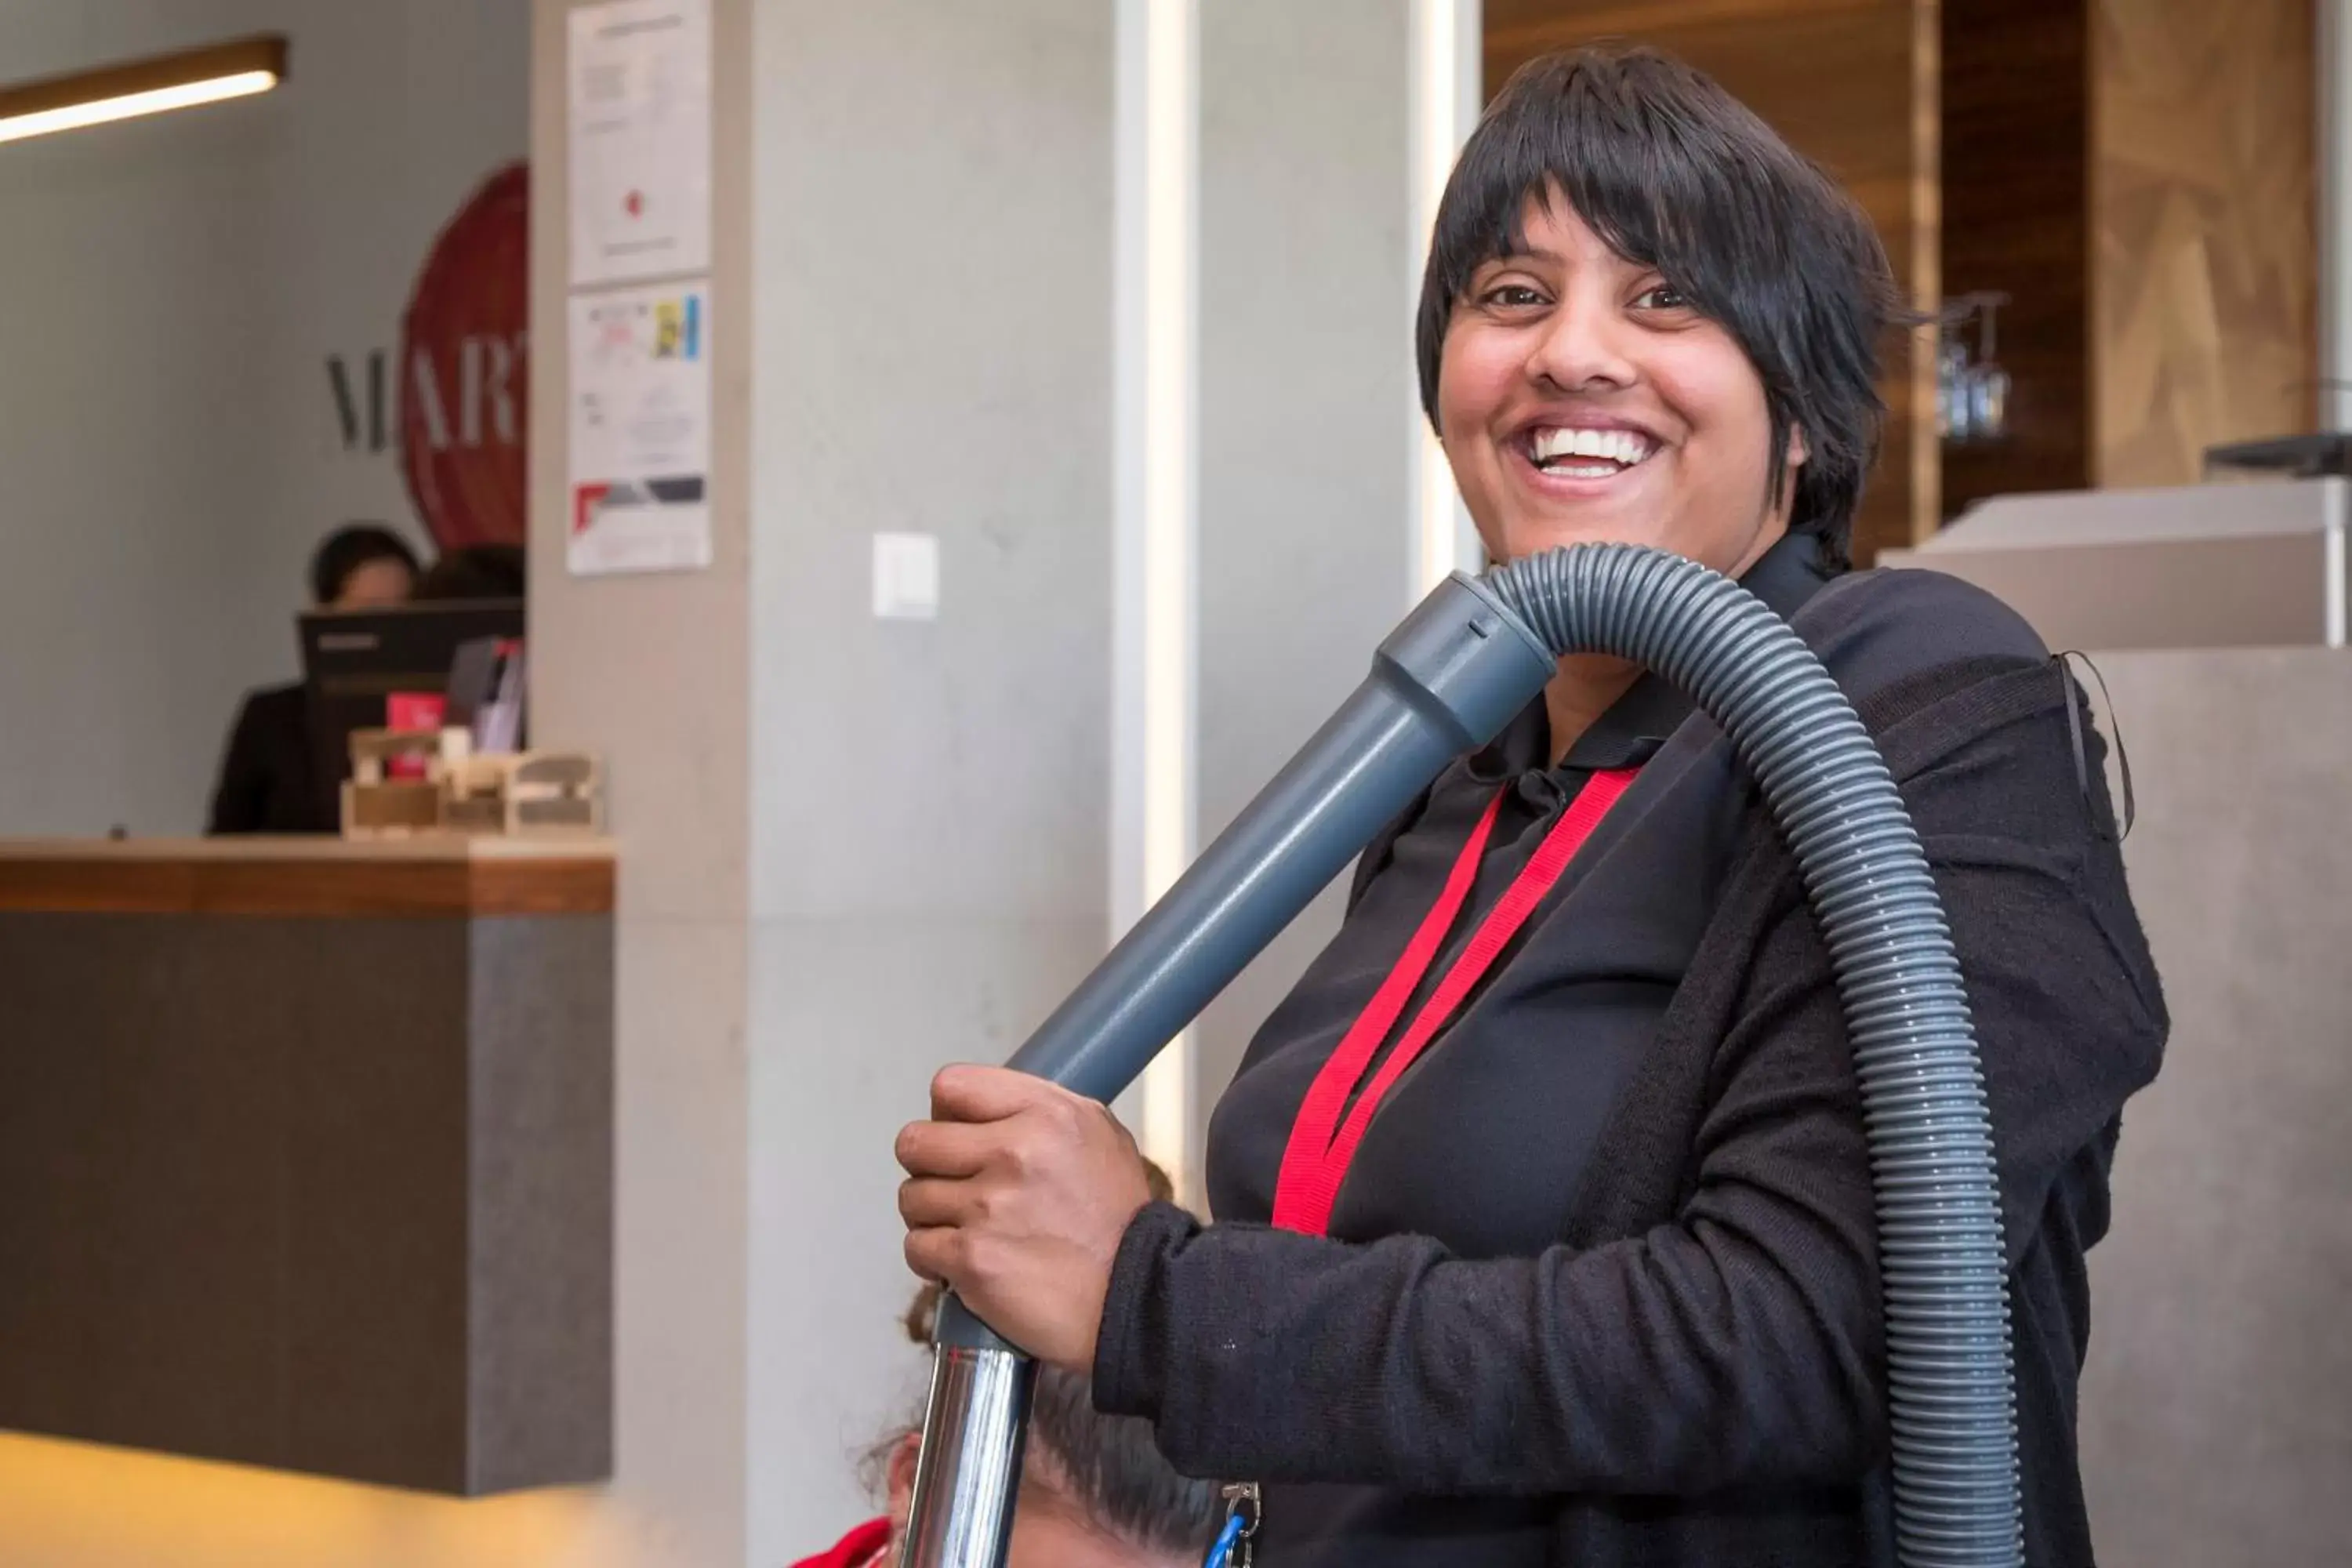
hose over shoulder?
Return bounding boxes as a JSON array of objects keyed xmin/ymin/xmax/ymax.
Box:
[{"xmin": 1485, "ymin": 544, "xmax": 2022, "ymax": 1568}]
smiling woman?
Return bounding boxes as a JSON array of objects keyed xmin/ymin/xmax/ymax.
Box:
[
  {"xmin": 1416, "ymin": 51, "xmax": 1898, "ymax": 767},
  {"xmin": 1438, "ymin": 208, "xmax": 1798, "ymax": 582},
  {"xmin": 896, "ymin": 44, "xmax": 2165, "ymax": 1568},
  {"xmin": 1417, "ymin": 49, "xmax": 1896, "ymax": 579}
]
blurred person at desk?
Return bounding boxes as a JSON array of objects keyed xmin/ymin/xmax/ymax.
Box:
[{"xmin": 206, "ymin": 524, "xmax": 419, "ymax": 835}]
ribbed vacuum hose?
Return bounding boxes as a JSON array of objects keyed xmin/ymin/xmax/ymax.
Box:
[{"xmin": 1485, "ymin": 544, "xmax": 2020, "ymax": 1568}]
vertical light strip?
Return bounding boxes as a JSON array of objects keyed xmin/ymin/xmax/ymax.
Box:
[
  {"xmin": 1111, "ymin": 0, "xmax": 1200, "ymax": 1196},
  {"xmin": 1407, "ymin": 0, "xmax": 1484, "ymax": 599},
  {"xmin": 2321, "ymin": 0, "xmax": 2350, "ymax": 432},
  {"xmin": 2326, "ymin": 485, "xmax": 2347, "ymax": 649}
]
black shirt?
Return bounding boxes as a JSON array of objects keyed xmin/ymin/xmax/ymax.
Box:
[
  {"xmin": 209, "ymin": 682, "xmax": 333, "ymax": 835},
  {"xmin": 1095, "ymin": 554, "xmax": 2168, "ymax": 1567},
  {"xmin": 1204, "ymin": 532, "xmax": 1835, "ymax": 1260}
]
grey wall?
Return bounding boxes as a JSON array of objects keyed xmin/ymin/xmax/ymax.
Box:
[
  {"xmin": 741, "ymin": 2, "xmax": 1113, "ymax": 1556},
  {"xmin": 0, "ymin": 29, "xmax": 266, "ymax": 839},
  {"xmin": 2079, "ymin": 647, "xmax": 2352, "ymax": 1567},
  {"xmin": 0, "ymin": 0, "xmax": 527, "ymax": 837},
  {"xmin": 529, "ymin": 0, "xmax": 759, "ymax": 1563},
  {"xmin": 545, "ymin": 1, "xmax": 1120, "ymax": 1563},
  {"xmin": 1193, "ymin": 0, "xmax": 1417, "ymax": 1189}
]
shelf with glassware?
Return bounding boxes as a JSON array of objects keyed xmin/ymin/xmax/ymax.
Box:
[{"xmin": 1936, "ymin": 291, "xmax": 2012, "ymax": 448}]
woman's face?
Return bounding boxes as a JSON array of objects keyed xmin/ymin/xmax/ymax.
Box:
[
  {"xmin": 334, "ymin": 557, "xmax": 416, "ymax": 609},
  {"xmin": 1436, "ymin": 191, "xmax": 1802, "ymax": 575}
]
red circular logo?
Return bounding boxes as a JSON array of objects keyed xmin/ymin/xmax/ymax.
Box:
[{"xmin": 399, "ymin": 160, "xmax": 529, "ymax": 549}]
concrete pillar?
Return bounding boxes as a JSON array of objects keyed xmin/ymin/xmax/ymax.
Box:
[
  {"xmin": 737, "ymin": 2, "xmax": 1115, "ymax": 1559},
  {"xmin": 532, "ymin": 1, "xmax": 1113, "ymax": 1560},
  {"xmin": 1191, "ymin": 0, "xmax": 1471, "ymax": 1177},
  {"xmin": 529, "ymin": 0, "xmax": 757, "ymax": 1557}
]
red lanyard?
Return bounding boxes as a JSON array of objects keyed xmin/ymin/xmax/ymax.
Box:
[{"xmin": 1270, "ymin": 768, "xmax": 1639, "ymax": 1237}]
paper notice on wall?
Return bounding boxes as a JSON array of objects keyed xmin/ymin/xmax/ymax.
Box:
[
  {"xmin": 568, "ymin": 0, "xmax": 712, "ymax": 286},
  {"xmin": 568, "ymin": 283, "xmax": 713, "ymax": 576}
]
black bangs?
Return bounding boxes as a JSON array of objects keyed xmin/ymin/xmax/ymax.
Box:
[{"xmin": 1416, "ymin": 45, "xmax": 1902, "ymax": 567}]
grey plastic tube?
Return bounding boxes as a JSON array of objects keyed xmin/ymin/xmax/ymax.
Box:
[
  {"xmin": 1005, "ymin": 570, "xmax": 1556, "ymax": 1101},
  {"xmin": 900, "ymin": 543, "xmax": 2020, "ymax": 1568},
  {"xmin": 901, "ymin": 571, "xmax": 1555, "ymax": 1568}
]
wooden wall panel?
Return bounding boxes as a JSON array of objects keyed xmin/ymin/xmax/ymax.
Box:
[
  {"xmin": 1485, "ymin": 0, "xmax": 1940, "ymax": 562},
  {"xmin": 1940, "ymin": 0, "xmax": 2091, "ymax": 520},
  {"xmin": 2092, "ymin": 0, "xmax": 2316, "ymax": 487}
]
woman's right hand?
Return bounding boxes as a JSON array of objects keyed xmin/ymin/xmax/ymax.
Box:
[{"xmin": 895, "ymin": 1065, "xmax": 1154, "ymax": 1373}]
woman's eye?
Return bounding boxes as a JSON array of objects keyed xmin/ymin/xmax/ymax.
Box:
[
  {"xmin": 1633, "ymin": 283, "xmax": 1691, "ymax": 311},
  {"xmin": 1479, "ymin": 284, "xmax": 1548, "ymax": 309}
]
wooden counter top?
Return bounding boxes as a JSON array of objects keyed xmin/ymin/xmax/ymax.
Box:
[{"xmin": 0, "ymin": 836, "xmax": 615, "ymax": 916}]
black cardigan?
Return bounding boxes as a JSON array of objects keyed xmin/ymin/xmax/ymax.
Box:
[
  {"xmin": 209, "ymin": 682, "xmax": 333, "ymax": 834},
  {"xmin": 1094, "ymin": 568, "xmax": 2169, "ymax": 1566}
]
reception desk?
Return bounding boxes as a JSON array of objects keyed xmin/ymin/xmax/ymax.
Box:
[{"xmin": 0, "ymin": 836, "xmax": 614, "ymax": 1497}]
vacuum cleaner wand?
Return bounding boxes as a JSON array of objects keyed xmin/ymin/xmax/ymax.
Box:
[
  {"xmin": 898, "ymin": 544, "xmax": 2022, "ymax": 1568},
  {"xmin": 896, "ymin": 569, "xmax": 1552, "ymax": 1568}
]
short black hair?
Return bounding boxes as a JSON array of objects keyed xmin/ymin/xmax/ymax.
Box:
[
  {"xmin": 1023, "ymin": 1364, "xmax": 1222, "ymax": 1556},
  {"xmin": 1415, "ymin": 45, "xmax": 1900, "ymax": 566},
  {"xmin": 413, "ymin": 543, "xmax": 528, "ymax": 602},
  {"xmin": 308, "ymin": 524, "xmax": 420, "ymax": 605}
]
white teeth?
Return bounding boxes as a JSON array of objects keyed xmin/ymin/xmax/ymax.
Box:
[{"xmin": 1530, "ymin": 426, "xmax": 1654, "ymax": 468}]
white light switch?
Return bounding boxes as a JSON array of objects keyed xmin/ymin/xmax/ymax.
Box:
[{"xmin": 872, "ymin": 532, "xmax": 940, "ymax": 621}]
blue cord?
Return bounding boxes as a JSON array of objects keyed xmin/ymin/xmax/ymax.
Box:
[{"xmin": 1203, "ymin": 1511, "xmax": 1247, "ymax": 1568}]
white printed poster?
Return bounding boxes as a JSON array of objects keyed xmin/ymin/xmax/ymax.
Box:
[
  {"xmin": 568, "ymin": 283, "xmax": 713, "ymax": 576},
  {"xmin": 568, "ymin": 0, "xmax": 713, "ymax": 286}
]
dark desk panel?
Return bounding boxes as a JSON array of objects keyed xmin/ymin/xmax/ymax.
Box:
[{"xmin": 0, "ymin": 839, "xmax": 613, "ymax": 1495}]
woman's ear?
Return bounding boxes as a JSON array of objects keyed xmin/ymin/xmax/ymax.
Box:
[
  {"xmin": 885, "ymin": 1433, "xmax": 923, "ymax": 1523},
  {"xmin": 1786, "ymin": 423, "xmax": 1811, "ymax": 468}
]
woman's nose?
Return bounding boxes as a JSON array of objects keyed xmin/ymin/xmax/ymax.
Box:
[{"xmin": 1523, "ymin": 297, "xmax": 1638, "ymax": 393}]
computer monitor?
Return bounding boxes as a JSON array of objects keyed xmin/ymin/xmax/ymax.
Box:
[{"xmin": 298, "ymin": 599, "xmax": 526, "ymax": 825}]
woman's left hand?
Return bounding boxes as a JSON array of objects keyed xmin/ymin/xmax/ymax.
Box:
[{"xmin": 895, "ymin": 1065, "xmax": 1156, "ymax": 1374}]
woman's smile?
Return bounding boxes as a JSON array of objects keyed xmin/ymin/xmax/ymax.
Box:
[{"xmin": 1510, "ymin": 417, "xmax": 1664, "ymax": 495}]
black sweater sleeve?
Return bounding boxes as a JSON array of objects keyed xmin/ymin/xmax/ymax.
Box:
[{"xmin": 1094, "ymin": 719, "xmax": 2164, "ymax": 1496}]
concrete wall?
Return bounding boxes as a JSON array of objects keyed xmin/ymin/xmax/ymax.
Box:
[
  {"xmin": 0, "ymin": 0, "xmax": 528, "ymax": 837},
  {"xmin": 0, "ymin": 1, "xmax": 268, "ymax": 838},
  {"xmin": 2080, "ymin": 647, "xmax": 2352, "ymax": 1567},
  {"xmin": 1192, "ymin": 0, "xmax": 1417, "ymax": 1189},
  {"xmin": 542, "ymin": 0, "xmax": 1119, "ymax": 1563},
  {"xmin": 739, "ymin": 1, "xmax": 1114, "ymax": 1558},
  {"xmin": 526, "ymin": 0, "xmax": 760, "ymax": 1559}
]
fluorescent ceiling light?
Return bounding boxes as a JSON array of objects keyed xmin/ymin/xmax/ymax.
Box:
[{"xmin": 0, "ymin": 36, "xmax": 286, "ymax": 147}]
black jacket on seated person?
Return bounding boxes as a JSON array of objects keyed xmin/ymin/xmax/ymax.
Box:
[
  {"xmin": 1094, "ymin": 559, "xmax": 2169, "ymax": 1567},
  {"xmin": 208, "ymin": 682, "xmax": 332, "ymax": 834}
]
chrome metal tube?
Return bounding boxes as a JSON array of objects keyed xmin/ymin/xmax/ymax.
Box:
[{"xmin": 896, "ymin": 1296, "xmax": 1035, "ymax": 1568}]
